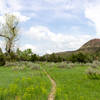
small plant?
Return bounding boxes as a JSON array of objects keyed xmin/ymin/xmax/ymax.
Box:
[
  {"xmin": 91, "ymin": 64, "xmax": 98, "ymax": 68},
  {"xmin": 30, "ymin": 64, "xmax": 40, "ymax": 70},
  {"xmin": 12, "ymin": 65, "xmax": 26, "ymax": 71},
  {"xmin": 47, "ymin": 62, "xmax": 56, "ymax": 67},
  {"xmin": 5, "ymin": 62, "xmax": 19, "ymax": 67},
  {"xmin": 86, "ymin": 67, "xmax": 100, "ymax": 79},
  {"xmin": 85, "ymin": 63, "xmax": 92, "ymax": 66},
  {"xmin": 68, "ymin": 63, "xmax": 74, "ymax": 68},
  {"xmin": 93, "ymin": 60, "xmax": 100, "ymax": 66},
  {"xmin": 57, "ymin": 62, "xmax": 74, "ymax": 69},
  {"xmin": 57, "ymin": 62, "xmax": 67, "ymax": 68}
]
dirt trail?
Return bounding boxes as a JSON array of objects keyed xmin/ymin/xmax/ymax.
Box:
[{"xmin": 43, "ymin": 69, "xmax": 56, "ymax": 100}]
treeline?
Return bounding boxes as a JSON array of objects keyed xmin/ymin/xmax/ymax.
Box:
[{"xmin": 0, "ymin": 48, "xmax": 100, "ymax": 66}]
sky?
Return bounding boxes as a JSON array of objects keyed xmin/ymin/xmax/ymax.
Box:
[{"xmin": 0, "ymin": 0, "xmax": 100, "ymax": 55}]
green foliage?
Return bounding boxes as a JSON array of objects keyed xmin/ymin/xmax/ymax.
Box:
[
  {"xmin": 86, "ymin": 67, "xmax": 100, "ymax": 79},
  {"xmin": 25, "ymin": 62, "xmax": 40, "ymax": 70},
  {"xmin": 86, "ymin": 62, "xmax": 100, "ymax": 79},
  {"xmin": 0, "ymin": 53, "xmax": 5, "ymax": 66},
  {"xmin": 5, "ymin": 51, "xmax": 17, "ymax": 62},
  {"xmin": 0, "ymin": 48, "xmax": 5, "ymax": 66},
  {"xmin": 31, "ymin": 54, "xmax": 39, "ymax": 62},
  {"xmin": 39, "ymin": 56, "xmax": 46, "ymax": 61},
  {"xmin": 69, "ymin": 52, "xmax": 93, "ymax": 63},
  {"xmin": 20, "ymin": 49, "xmax": 33, "ymax": 61},
  {"xmin": 12, "ymin": 65, "xmax": 26, "ymax": 71},
  {"xmin": 44, "ymin": 63, "xmax": 100, "ymax": 100},
  {"xmin": 0, "ymin": 63, "xmax": 51, "ymax": 100},
  {"xmin": 47, "ymin": 53, "xmax": 63, "ymax": 62}
]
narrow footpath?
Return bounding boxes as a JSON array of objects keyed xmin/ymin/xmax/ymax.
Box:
[{"xmin": 43, "ymin": 69, "xmax": 56, "ymax": 100}]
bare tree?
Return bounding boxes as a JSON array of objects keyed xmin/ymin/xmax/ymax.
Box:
[{"xmin": 0, "ymin": 14, "xmax": 19, "ymax": 54}]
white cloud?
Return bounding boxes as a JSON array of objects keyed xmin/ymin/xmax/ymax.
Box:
[
  {"xmin": 20, "ymin": 44, "xmax": 37, "ymax": 53},
  {"xmin": 0, "ymin": 0, "xmax": 22, "ymax": 14},
  {"xmin": 85, "ymin": 1, "xmax": 100, "ymax": 35},
  {"xmin": 45, "ymin": 0, "xmax": 66, "ymax": 3},
  {"xmin": 0, "ymin": 16, "xmax": 5, "ymax": 24},
  {"xmin": 12, "ymin": 12, "xmax": 30, "ymax": 22},
  {"xmin": 7, "ymin": 0, "xmax": 22, "ymax": 11},
  {"xmin": 0, "ymin": 0, "xmax": 97, "ymax": 55},
  {"xmin": 0, "ymin": 40, "xmax": 5, "ymax": 51},
  {"xmin": 0, "ymin": 12, "xmax": 30, "ymax": 24},
  {"xmin": 0, "ymin": 0, "xmax": 9, "ymax": 14},
  {"xmin": 24, "ymin": 25, "xmax": 93, "ymax": 55},
  {"xmin": 0, "ymin": 0, "xmax": 85, "ymax": 21}
]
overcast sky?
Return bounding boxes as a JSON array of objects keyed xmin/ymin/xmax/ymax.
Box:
[{"xmin": 0, "ymin": 0, "xmax": 100, "ymax": 55}]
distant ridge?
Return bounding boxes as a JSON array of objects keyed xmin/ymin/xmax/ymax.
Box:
[
  {"xmin": 78, "ymin": 38, "xmax": 100, "ymax": 53},
  {"xmin": 54, "ymin": 38, "xmax": 100, "ymax": 57},
  {"xmin": 80, "ymin": 38, "xmax": 100, "ymax": 49}
]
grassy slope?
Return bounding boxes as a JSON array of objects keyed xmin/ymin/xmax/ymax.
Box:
[
  {"xmin": 0, "ymin": 66, "xmax": 51, "ymax": 100},
  {"xmin": 44, "ymin": 63, "xmax": 100, "ymax": 100}
]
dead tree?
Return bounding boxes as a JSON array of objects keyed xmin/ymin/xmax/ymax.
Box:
[{"xmin": 0, "ymin": 14, "xmax": 19, "ymax": 54}]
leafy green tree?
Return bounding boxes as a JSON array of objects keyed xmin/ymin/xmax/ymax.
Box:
[
  {"xmin": 31, "ymin": 54, "xmax": 39, "ymax": 62},
  {"xmin": 21, "ymin": 49, "xmax": 33, "ymax": 61},
  {"xmin": 47, "ymin": 53, "xmax": 58, "ymax": 62},
  {"xmin": 69, "ymin": 52, "xmax": 92, "ymax": 63},
  {"xmin": 57, "ymin": 56, "xmax": 63, "ymax": 62},
  {"xmin": 39, "ymin": 56, "xmax": 46, "ymax": 61}
]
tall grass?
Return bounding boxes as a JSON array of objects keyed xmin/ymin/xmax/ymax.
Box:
[
  {"xmin": 44, "ymin": 62, "xmax": 100, "ymax": 100},
  {"xmin": 0, "ymin": 62, "xmax": 51, "ymax": 100}
]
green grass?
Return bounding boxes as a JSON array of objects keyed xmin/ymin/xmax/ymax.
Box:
[
  {"xmin": 44, "ymin": 63, "xmax": 100, "ymax": 100},
  {"xmin": 1, "ymin": 62, "xmax": 100, "ymax": 100},
  {"xmin": 0, "ymin": 66, "xmax": 51, "ymax": 100}
]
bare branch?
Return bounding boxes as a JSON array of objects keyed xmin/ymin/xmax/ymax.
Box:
[
  {"xmin": 0, "ymin": 14, "xmax": 19, "ymax": 54},
  {"xmin": 0, "ymin": 34, "xmax": 10, "ymax": 40}
]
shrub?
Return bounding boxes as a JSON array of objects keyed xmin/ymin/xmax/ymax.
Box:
[
  {"xmin": 68, "ymin": 63, "xmax": 74, "ymax": 68},
  {"xmin": 57, "ymin": 62, "xmax": 72, "ymax": 69},
  {"xmin": 93, "ymin": 60, "xmax": 100, "ymax": 66},
  {"xmin": 12, "ymin": 65, "xmax": 26, "ymax": 71},
  {"xmin": 91, "ymin": 64, "xmax": 98, "ymax": 68},
  {"xmin": 0, "ymin": 53, "xmax": 5, "ymax": 66},
  {"xmin": 30, "ymin": 64, "xmax": 40, "ymax": 70},
  {"xmin": 47, "ymin": 62, "xmax": 56, "ymax": 67},
  {"xmin": 57, "ymin": 62, "xmax": 66, "ymax": 68},
  {"xmin": 86, "ymin": 67, "xmax": 100, "ymax": 79},
  {"xmin": 5, "ymin": 62, "xmax": 20, "ymax": 67}
]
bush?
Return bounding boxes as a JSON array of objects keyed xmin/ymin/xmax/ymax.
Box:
[
  {"xmin": 12, "ymin": 65, "xmax": 26, "ymax": 71},
  {"xmin": 86, "ymin": 67, "xmax": 100, "ymax": 79},
  {"xmin": 29, "ymin": 64, "xmax": 40, "ymax": 70},
  {"xmin": 0, "ymin": 53, "xmax": 5, "ymax": 66},
  {"xmin": 47, "ymin": 62, "xmax": 56, "ymax": 67},
  {"xmin": 57, "ymin": 62, "xmax": 73, "ymax": 69},
  {"xmin": 5, "ymin": 62, "xmax": 19, "ymax": 67},
  {"xmin": 57, "ymin": 63, "xmax": 66, "ymax": 68},
  {"xmin": 91, "ymin": 64, "xmax": 97, "ymax": 68}
]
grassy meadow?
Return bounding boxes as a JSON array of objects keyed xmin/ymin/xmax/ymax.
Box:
[
  {"xmin": 0, "ymin": 62, "xmax": 100, "ymax": 100},
  {"xmin": 43, "ymin": 62, "xmax": 100, "ymax": 100},
  {"xmin": 0, "ymin": 62, "xmax": 51, "ymax": 100}
]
